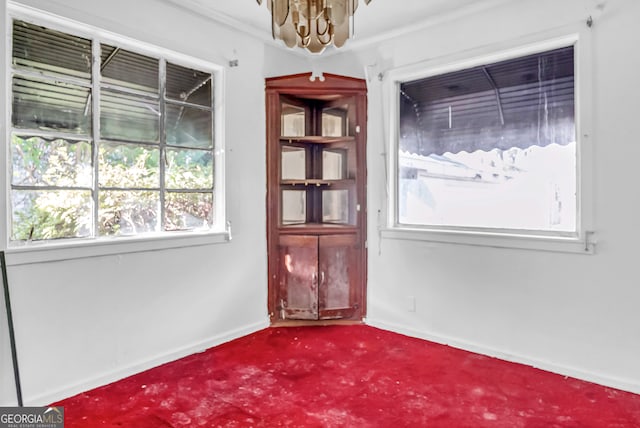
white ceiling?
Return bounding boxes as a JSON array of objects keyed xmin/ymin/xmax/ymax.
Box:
[{"xmin": 163, "ymin": 0, "xmax": 512, "ymax": 55}]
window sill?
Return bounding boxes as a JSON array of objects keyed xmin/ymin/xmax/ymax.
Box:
[
  {"xmin": 380, "ymin": 227, "xmax": 595, "ymax": 254},
  {"xmin": 4, "ymin": 231, "xmax": 231, "ymax": 266}
]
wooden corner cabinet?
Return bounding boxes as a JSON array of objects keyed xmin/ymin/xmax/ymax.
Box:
[{"xmin": 266, "ymin": 73, "xmax": 367, "ymax": 324}]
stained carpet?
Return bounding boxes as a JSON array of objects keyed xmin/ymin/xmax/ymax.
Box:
[{"xmin": 54, "ymin": 325, "xmax": 640, "ymax": 427}]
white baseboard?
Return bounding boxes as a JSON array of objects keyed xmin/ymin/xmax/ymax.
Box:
[
  {"xmin": 366, "ymin": 318, "xmax": 640, "ymax": 395},
  {"xmin": 27, "ymin": 319, "xmax": 270, "ymax": 406}
]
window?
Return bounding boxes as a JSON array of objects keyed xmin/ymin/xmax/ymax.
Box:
[
  {"xmin": 387, "ymin": 40, "xmax": 592, "ymax": 251},
  {"xmin": 9, "ymin": 19, "xmax": 222, "ymax": 245}
]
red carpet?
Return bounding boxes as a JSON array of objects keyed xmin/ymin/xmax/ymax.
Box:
[{"xmin": 54, "ymin": 325, "xmax": 640, "ymax": 427}]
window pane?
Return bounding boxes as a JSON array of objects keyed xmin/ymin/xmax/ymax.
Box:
[
  {"xmin": 399, "ymin": 46, "xmax": 574, "ymax": 155},
  {"xmin": 98, "ymin": 143, "xmax": 159, "ymax": 188},
  {"xmin": 398, "ymin": 46, "xmax": 576, "ymax": 232},
  {"xmin": 12, "ymin": 135, "xmax": 92, "ymax": 187},
  {"xmin": 101, "ymin": 44, "xmax": 159, "ymax": 95},
  {"xmin": 12, "ymin": 20, "xmax": 92, "ymax": 80},
  {"xmin": 166, "ymin": 62, "xmax": 211, "ymax": 107},
  {"xmin": 12, "ymin": 75, "xmax": 91, "ymax": 134},
  {"xmin": 165, "ymin": 148, "xmax": 213, "ymax": 190},
  {"xmin": 10, "ymin": 18, "xmax": 221, "ymax": 243},
  {"xmin": 166, "ymin": 103, "xmax": 213, "ymax": 149},
  {"xmin": 398, "ymin": 144, "xmax": 576, "ymax": 231},
  {"xmin": 11, "ymin": 190, "xmax": 92, "ymax": 241},
  {"xmin": 99, "ymin": 190, "xmax": 159, "ymax": 236},
  {"xmin": 165, "ymin": 192, "xmax": 213, "ymax": 231},
  {"xmin": 101, "ymin": 89, "xmax": 159, "ymax": 142}
]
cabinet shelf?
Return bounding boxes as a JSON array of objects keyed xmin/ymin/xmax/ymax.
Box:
[
  {"xmin": 281, "ymin": 179, "xmax": 355, "ymax": 187},
  {"xmin": 281, "ymin": 136, "xmax": 355, "ymax": 144},
  {"xmin": 279, "ymin": 223, "xmax": 358, "ymax": 234}
]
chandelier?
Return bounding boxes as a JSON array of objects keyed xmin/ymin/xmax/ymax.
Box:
[{"xmin": 257, "ymin": 0, "xmax": 372, "ymax": 54}]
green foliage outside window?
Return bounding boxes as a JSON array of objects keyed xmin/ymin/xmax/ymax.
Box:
[{"xmin": 11, "ymin": 135, "xmax": 214, "ymax": 241}]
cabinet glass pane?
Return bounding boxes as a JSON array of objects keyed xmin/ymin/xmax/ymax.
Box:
[
  {"xmin": 322, "ymin": 149, "xmax": 346, "ymax": 180},
  {"xmin": 282, "ymin": 190, "xmax": 306, "ymax": 224},
  {"xmin": 322, "ymin": 189, "xmax": 349, "ymax": 224},
  {"xmin": 282, "ymin": 146, "xmax": 306, "ymax": 180},
  {"xmin": 322, "ymin": 105, "xmax": 348, "ymax": 136},
  {"xmin": 281, "ymin": 103, "xmax": 305, "ymax": 136}
]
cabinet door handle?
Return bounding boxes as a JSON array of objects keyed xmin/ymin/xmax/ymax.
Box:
[
  {"xmin": 280, "ymin": 299, "xmax": 286, "ymax": 320},
  {"xmin": 311, "ymin": 272, "xmax": 318, "ymax": 290},
  {"xmin": 320, "ymin": 271, "xmax": 325, "ymax": 285}
]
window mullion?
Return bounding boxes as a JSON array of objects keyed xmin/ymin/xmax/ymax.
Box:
[
  {"xmin": 11, "ymin": 68, "xmax": 92, "ymax": 88},
  {"xmin": 12, "ymin": 185, "xmax": 92, "ymax": 192},
  {"xmin": 91, "ymin": 39, "xmax": 101, "ymax": 239},
  {"xmin": 159, "ymin": 59, "xmax": 167, "ymax": 233},
  {"xmin": 166, "ymin": 189, "xmax": 214, "ymax": 193},
  {"xmin": 165, "ymin": 99, "xmax": 212, "ymax": 111},
  {"xmin": 212, "ymin": 69, "xmax": 221, "ymax": 229},
  {"xmin": 12, "ymin": 130, "xmax": 91, "ymax": 142}
]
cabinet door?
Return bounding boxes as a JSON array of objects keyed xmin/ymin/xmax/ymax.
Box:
[
  {"xmin": 318, "ymin": 234, "xmax": 360, "ymax": 320},
  {"xmin": 277, "ymin": 235, "xmax": 319, "ymax": 320}
]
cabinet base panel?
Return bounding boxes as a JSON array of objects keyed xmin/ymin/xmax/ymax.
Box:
[{"xmin": 270, "ymin": 319, "xmax": 364, "ymax": 327}]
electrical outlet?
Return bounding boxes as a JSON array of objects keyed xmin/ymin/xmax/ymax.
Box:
[{"xmin": 407, "ymin": 296, "xmax": 416, "ymax": 312}]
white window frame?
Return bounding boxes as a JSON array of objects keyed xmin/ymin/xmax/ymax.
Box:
[
  {"xmin": 2, "ymin": 3, "xmax": 228, "ymax": 266},
  {"xmin": 383, "ymin": 29, "xmax": 595, "ymax": 254}
]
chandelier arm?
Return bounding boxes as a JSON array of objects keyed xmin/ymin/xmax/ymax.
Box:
[
  {"xmin": 349, "ymin": 0, "xmax": 354, "ymax": 38},
  {"xmin": 316, "ymin": 16, "xmax": 331, "ymax": 37},
  {"xmin": 295, "ymin": 3, "xmax": 312, "ymax": 39},
  {"xmin": 300, "ymin": 34, "xmax": 311, "ymax": 47},
  {"xmin": 318, "ymin": 34, "xmax": 333, "ymax": 46},
  {"xmin": 270, "ymin": 0, "xmax": 276, "ymax": 39}
]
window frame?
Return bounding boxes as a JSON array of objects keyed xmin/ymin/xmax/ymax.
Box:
[
  {"xmin": 383, "ymin": 31, "xmax": 595, "ymax": 254},
  {"xmin": 3, "ymin": 4, "xmax": 228, "ymax": 265}
]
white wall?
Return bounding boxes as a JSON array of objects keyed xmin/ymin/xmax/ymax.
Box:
[
  {"xmin": 263, "ymin": 44, "xmax": 315, "ymax": 78},
  {"xmin": 315, "ymin": 0, "xmax": 640, "ymax": 393},
  {"xmin": 0, "ymin": 0, "xmax": 276, "ymax": 405}
]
